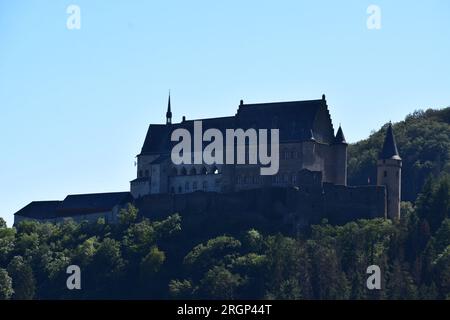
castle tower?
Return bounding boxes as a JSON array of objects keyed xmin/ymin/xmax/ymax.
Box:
[
  {"xmin": 332, "ymin": 125, "xmax": 348, "ymax": 185},
  {"xmin": 377, "ymin": 123, "xmax": 402, "ymax": 220},
  {"xmin": 166, "ymin": 93, "xmax": 172, "ymax": 124}
]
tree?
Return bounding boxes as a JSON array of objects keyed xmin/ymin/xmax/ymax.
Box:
[
  {"xmin": 264, "ymin": 235, "xmax": 312, "ymax": 299},
  {"xmin": 7, "ymin": 256, "xmax": 36, "ymax": 300},
  {"xmin": 416, "ymin": 174, "xmax": 450, "ymax": 232},
  {"xmin": 183, "ymin": 236, "xmax": 241, "ymax": 277},
  {"xmin": 118, "ymin": 203, "xmax": 138, "ymax": 225},
  {"xmin": 199, "ymin": 266, "xmax": 242, "ymax": 299},
  {"xmin": 168, "ymin": 279, "xmax": 195, "ymax": 299},
  {"xmin": 140, "ymin": 246, "xmax": 165, "ymax": 277},
  {"xmin": 0, "ymin": 268, "xmax": 14, "ymax": 300}
]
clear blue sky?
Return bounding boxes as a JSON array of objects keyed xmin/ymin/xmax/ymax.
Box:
[{"xmin": 1, "ymin": 0, "xmax": 449, "ymax": 226}]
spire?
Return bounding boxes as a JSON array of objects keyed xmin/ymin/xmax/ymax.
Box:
[
  {"xmin": 166, "ymin": 91, "xmax": 172, "ymax": 124},
  {"xmin": 334, "ymin": 125, "xmax": 347, "ymax": 144},
  {"xmin": 379, "ymin": 123, "xmax": 401, "ymax": 160}
]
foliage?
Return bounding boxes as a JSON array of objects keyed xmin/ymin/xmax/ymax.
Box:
[
  {"xmin": 348, "ymin": 107, "xmax": 450, "ymax": 201},
  {"xmin": 1, "ymin": 181, "xmax": 449, "ymax": 300}
]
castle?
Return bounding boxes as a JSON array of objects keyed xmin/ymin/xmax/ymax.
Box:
[{"xmin": 14, "ymin": 94, "xmax": 402, "ymax": 225}]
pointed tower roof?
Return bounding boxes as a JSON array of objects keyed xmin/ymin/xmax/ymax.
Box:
[
  {"xmin": 166, "ymin": 93, "xmax": 172, "ymax": 116},
  {"xmin": 380, "ymin": 123, "xmax": 401, "ymax": 160},
  {"xmin": 166, "ymin": 92, "xmax": 172, "ymax": 124},
  {"xmin": 334, "ymin": 125, "xmax": 347, "ymax": 144}
]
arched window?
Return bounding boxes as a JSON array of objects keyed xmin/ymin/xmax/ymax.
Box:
[
  {"xmin": 384, "ymin": 171, "xmax": 387, "ymax": 177},
  {"xmin": 181, "ymin": 167, "xmax": 187, "ymax": 176},
  {"xmin": 139, "ymin": 170, "xmax": 143, "ymax": 178},
  {"xmin": 193, "ymin": 181, "xmax": 198, "ymax": 190},
  {"xmin": 201, "ymin": 167, "xmax": 207, "ymax": 175},
  {"xmin": 189, "ymin": 167, "xmax": 197, "ymax": 175},
  {"xmin": 171, "ymin": 167, "xmax": 178, "ymax": 176},
  {"xmin": 178, "ymin": 186, "xmax": 182, "ymax": 193}
]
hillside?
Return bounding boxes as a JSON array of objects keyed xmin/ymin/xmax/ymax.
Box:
[
  {"xmin": 348, "ymin": 107, "xmax": 450, "ymax": 201},
  {"xmin": 0, "ymin": 107, "xmax": 449, "ymax": 300}
]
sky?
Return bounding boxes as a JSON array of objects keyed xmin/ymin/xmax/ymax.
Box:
[{"xmin": 0, "ymin": 0, "xmax": 449, "ymax": 226}]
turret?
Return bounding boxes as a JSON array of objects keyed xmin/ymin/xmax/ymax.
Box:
[
  {"xmin": 377, "ymin": 123, "xmax": 402, "ymax": 220},
  {"xmin": 332, "ymin": 125, "xmax": 348, "ymax": 185}
]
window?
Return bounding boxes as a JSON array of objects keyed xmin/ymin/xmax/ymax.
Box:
[
  {"xmin": 291, "ymin": 173, "xmax": 297, "ymax": 184},
  {"xmin": 178, "ymin": 186, "xmax": 182, "ymax": 193},
  {"xmin": 185, "ymin": 182, "xmax": 189, "ymax": 191},
  {"xmin": 203, "ymin": 181, "xmax": 208, "ymax": 190},
  {"xmin": 384, "ymin": 171, "xmax": 387, "ymax": 177},
  {"xmin": 145, "ymin": 170, "xmax": 149, "ymax": 177},
  {"xmin": 181, "ymin": 167, "xmax": 187, "ymax": 175},
  {"xmin": 139, "ymin": 170, "xmax": 143, "ymax": 178},
  {"xmin": 193, "ymin": 181, "xmax": 198, "ymax": 190},
  {"xmin": 190, "ymin": 167, "xmax": 197, "ymax": 175}
]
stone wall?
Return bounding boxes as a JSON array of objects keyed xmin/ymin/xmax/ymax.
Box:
[{"xmin": 135, "ymin": 184, "xmax": 387, "ymax": 232}]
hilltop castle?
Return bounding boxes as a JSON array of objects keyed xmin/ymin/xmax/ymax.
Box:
[
  {"xmin": 14, "ymin": 95, "xmax": 402, "ymax": 225},
  {"xmin": 131, "ymin": 94, "xmax": 402, "ymax": 222}
]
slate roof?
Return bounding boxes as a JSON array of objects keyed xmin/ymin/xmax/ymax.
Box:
[
  {"xmin": 140, "ymin": 97, "xmax": 335, "ymax": 155},
  {"xmin": 334, "ymin": 126, "xmax": 347, "ymax": 144},
  {"xmin": 14, "ymin": 192, "xmax": 132, "ymax": 219},
  {"xmin": 14, "ymin": 201, "xmax": 62, "ymax": 219},
  {"xmin": 379, "ymin": 123, "xmax": 401, "ymax": 160}
]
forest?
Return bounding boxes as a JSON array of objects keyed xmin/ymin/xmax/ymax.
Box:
[{"xmin": 0, "ymin": 107, "xmax": 449, "ymax": 300}]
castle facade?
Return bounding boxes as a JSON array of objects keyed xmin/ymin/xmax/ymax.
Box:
[
  {"xmin": 131, "ymin": 94, "xmax": 402, "ymax": 220},
  {"xmin": 14, "ymin": 94, "xmax": 402, "ymax": 225}
]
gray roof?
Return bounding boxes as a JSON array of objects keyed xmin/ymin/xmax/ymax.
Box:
[
  {"xmin": 379, "ymin": 124, "xmax": 401, "ymax": 160},
  {"xmin": 14, "ymin": 201, "xmax": 62, "ymax": 219},
  {"xmin": 14, "ymin": 192, "xmax": 132, "ymax": 219},
  {"xmin": 334, "ymin": 126, "xmax": 347, "ymax": 144},
  {"xmin": 140, "ymin": 97, "xmax": 335, "ymax": 155}
]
